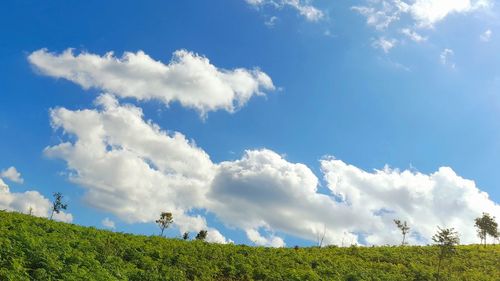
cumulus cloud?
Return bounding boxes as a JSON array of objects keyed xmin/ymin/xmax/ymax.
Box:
[
  {"xmin": 246, "ymin": 0, "xmax": 324, "ymax": 22},
  {"xmin": 0, "ymin": 177, "xmax": 73, "ymax": 222},
  {"xmin": 410, "ymin": 0, "xmax": 490, "ymax": 28},
  {"xmin": 45, "ymin": 94, "xmax": 227, "ymax": 243},
  {"xmin": 28, "ymin": 49, "xmax": 275, "ymax": 117},
  {"xmin": 480, "ymin": 29, "xmax": 492, "ymax": 42},
  {"xmin": 1, "ymin": 166, "xmax": 24, "ymax": 183},
  {"xmin": 321, "ymin": 159, "xmax": 499, "ymax": 245},
  {"xmin": 46, "ymin": 96, "xmax": 499, "ymax": 246}
]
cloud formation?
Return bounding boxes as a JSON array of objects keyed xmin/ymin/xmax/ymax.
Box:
[
  {"xmin": 321, "ymin": 159, "xmax": 499, "ymax": 245},
  {"xmin": 45, "ymin": 94, "xmax": 226, "ymax": 243},
  {"xmin": 0, "ymin": 171, "xmax": 72, "ymax": 222},
  {"xmin": 353, "ymin": 0, "xmax": 492, "ymax": 51},
  {"xmin": 440, "ymin": 48, "xmax": 456, "ymax": 68},
  {"xmin": 246, "ymin": 0, "xmax": 324, "ymax": 22},
  {"xmin": 372, "ymin": 37, "xmax": 397, "ymax": 53},
  {"xmin": 28, "ymin": 49, "xmax": 275, "ymax": 117},
  {"xmin": 480, "ymin": 29, "xmax": 492, "ymax": 42},
  {"xmin": 46, "ymin": 96, "xmax": 499, "ymax": 246},
  {"xmin": 1, "ymin": 166, "xmax": 24, "ymax": 183},
  {"xmin": 102, "ymin": 217, "xmax": 116, "ymax": 229},
  {"xmin": 354, "ymin": 0, "xmax": 491, "ymax": 29}
]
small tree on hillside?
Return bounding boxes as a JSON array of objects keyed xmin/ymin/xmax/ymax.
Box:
[
  {"xmin": 474, "ymin": 213, "xmax": 498, "ymax": 246},
  {"xmin": 432, "ymin": 226, "xmax": 460, "ymax": 281},
  {"xmin": 50, "ymin": 192, "xmax": 68, "ymax": 220},
  {"xmin": 155, "ymin": 212, "xmax": 173, "ymax": 237},
  {"xmin": 182, "ymin": 231, "xmax": 190, "ymax": 240},
  {"xmin": 196, "ymin": 230, "xmax": 208, "ymax": 241},
  {"xmin": 394, "ymin": 219, "xmax": 410, "ymax": 245}
]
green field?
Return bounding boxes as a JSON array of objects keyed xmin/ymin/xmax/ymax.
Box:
[{"xmin": 1, "ymin": 211, "xmax": 498, "ymax": 281}]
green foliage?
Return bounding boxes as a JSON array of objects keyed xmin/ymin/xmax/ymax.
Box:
[
  {"xmin": 155, "ymin": 212, "xmax": 174, "ymax": 237},
  {"xmin": 50, "ymin": 192, "xmax": 68, "ymax": 220},
  {"xmin": 196, "ymin": 230, "xmax": 208, "ymax": 241},
  {"xmin": 432, "ymin": 226, "xmax": 460, "ymax": 281},
  {"xmin": 1, "ymin": 211, "xmax": 499, "ymax": 281},
  {"xmin": 474, "ymin": 212, "xmax": 498, "ymax": 246}
]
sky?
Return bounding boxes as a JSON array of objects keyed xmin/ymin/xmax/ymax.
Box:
[{"xmin": 1, "ymin": 0, "xmax": 500, "ymax": 247}]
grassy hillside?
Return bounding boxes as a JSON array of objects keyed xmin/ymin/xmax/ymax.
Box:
[{"xmin": 0, "ymin": 211, "xmax": 498, "ymax": 281}]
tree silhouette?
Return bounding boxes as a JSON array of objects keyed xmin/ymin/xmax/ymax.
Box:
[
  {"xmin": 432, "ymin": 226, "xmax": 460, "ymax": 281},
  {"xmin": 195, "ymin": 230, "xmax": 208, "ymax": 241},
  {"xmin": 155, "ymin": 212, "xmax": 173, "ymax": 237},
  {"xmin": 394, "ymin": 219, "xmax": 410, "ymax": 245},
  {"xmin": 50, "ymin": 192, "xmax": 67, "ymax": 220},
  {"xmin": 182, "ymin": 231, "xmax": 190, "ymax": 240},
  {"xmin": 474, "ymin": 213, "xmax": 498, "ymax": 246}
]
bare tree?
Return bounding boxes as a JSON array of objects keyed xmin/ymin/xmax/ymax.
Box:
[
  {"xmin": 50, "ymin": 192, "xmax": 68, "ymax": 220},
  {"xmin": 316, "ymin": 224, "xmax": 326, "ymax": 248},
  {"xmin": 394, "ymin": 219, "xmax": 410, "ymax": 245},
  {"xmin": 155, "ymin": 212, "xmax": 173, "ymax": 237}
]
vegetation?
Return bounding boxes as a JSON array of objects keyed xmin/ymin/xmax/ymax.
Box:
[
  {"xmin": 474, "ymin": 213, "xmax": 498, "ymax": 246},
  {"xmin": 1, "ymin": 211, "xmax": 499, "ymax": 281},
  {"xmin": 394, "ymin": 219, "xmax": 410, "ymax": 246},
  {"xmin": 195, "ymin": 230, "xmax": 208, "ymax": 241},
  {"xmin": 431, "ymin": 227, "xmax": 460, "ymax": 281},
  {"xmin": 156, "ymin": 212, "xmax": 174, "ymax": 237},
  {"xmin": 49, "ymin": 192, "xmax": 67, "ymax": 220}
]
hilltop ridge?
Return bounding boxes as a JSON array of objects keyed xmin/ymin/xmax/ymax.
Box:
[{"xmin": 1, "ymin": 211, "xmax": 498, "ymax": 281}]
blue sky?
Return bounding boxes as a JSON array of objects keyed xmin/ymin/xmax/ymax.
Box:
[{"xmin": 1, "ymin": 0, "xmax": 499, "ymax": 246}]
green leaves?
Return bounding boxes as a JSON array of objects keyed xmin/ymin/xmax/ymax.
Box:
[{"xmin": 0, "ymin": 211, "xmax": 499, "ymax": 281}]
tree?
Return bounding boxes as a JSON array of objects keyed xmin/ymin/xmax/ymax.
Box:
[
  {"xmin": 432, "ymin": 226, "xmax": 460, "ymax": 281},
  {"xmin": 195, "ymin": 230, "xmax": 208, "ymax": 241},
  {"xmin": 155, "ymin": 212, "xmax": 173, "ymax": 237},
  {"xmin": 474, "ymin": 213, "xmax": 498, "ymax": 246},
  {"xmin": 50, "ymin": 192, "xmax": 68, "ymax": 220},
  {"xmin": 182, "ymin": 231, "xmax": 190, "ymax": 240},
  {"xmin": 316, "ymin": 224, "xmax": 326, "ymax": 248},
  {"xmin": 394, "ymin": 219, "xmax": 410, "ymax": 245}
]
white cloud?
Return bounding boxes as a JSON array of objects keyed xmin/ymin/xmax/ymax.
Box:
[
  {"xmin": 440, "ymin": 48, "xmax": 456, "ymax": 68},
  {"xmin": 101, "ymin": 217, "xmax": 116, "ymax": 229},
  {"xmin": 246, "ymin": 229, "xmax": 285, "ymax": 247},
  {"xmin": 45, "ymin": 94, "xmax": 227, "ymax": 243},
  {"xmin": 372, "ymin": 37, "xmax": 397, "ymax": 53},
  {"xmin": 46, "ymin": 96, "xmax": 499, "ymax": 246},
  {"xmin": 28, "ymin": 49, "xmax": 275, "ymax": 117},
  {"xmin": 321, "ymin": 159, "xmax": 499, "ymax": 245},
  {"xmin": 246, "ymin": 0, "xmax": 324, "ymax": 22},
  {"xmin": 480, "ymin": 29, "xmax": 492, "ymax": 42},
  {"xmin": 354, "ymin": 0, "xmax": 491, "ymax": 29},
  {"xmin": 265, "ymin": 16, "xmax": 279, "ymax": 27},
  {"xmin": 400, "ymin": 28, "xmax": 427, "ymax": 42},
  {"xmin": 1, "ymin": 166, "xmax": 24, "ymax": 183},
  {"xmin": 0, "ymin": 178, "xmax": 73, "ymax": 222},
  {"xmin": 410, "ymin": 0, "xmax": 491, "ymax": 28},
  {"xmin": 352, "ymin": 3, "xmax": 405, "ymax": 31}
]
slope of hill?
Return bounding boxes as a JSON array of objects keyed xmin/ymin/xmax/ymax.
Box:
[{"xmin": 0, "ymin": 211, "xmax": 498, "ymax": 281}]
